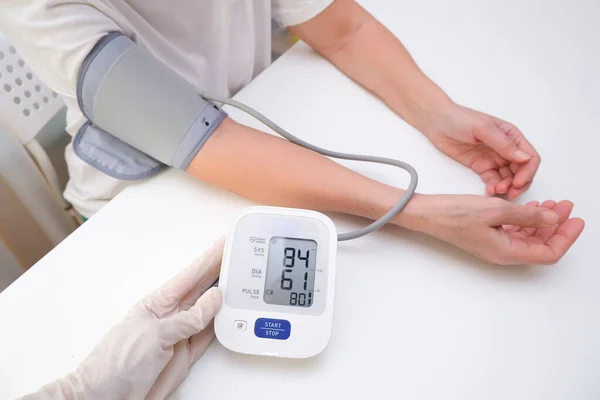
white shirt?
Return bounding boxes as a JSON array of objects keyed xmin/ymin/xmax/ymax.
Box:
[{"xmin": 0, "ymin": 0, "xmax": 333, "ymax": 217}]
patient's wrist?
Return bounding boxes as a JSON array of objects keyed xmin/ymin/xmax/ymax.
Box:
[
  {"xmin": 391, "ymin": 193, "xmax": 435, "ymax": 233},
  {"xmin": 386, "ymin": 76, "xmax": 455, "ymax": 138}
]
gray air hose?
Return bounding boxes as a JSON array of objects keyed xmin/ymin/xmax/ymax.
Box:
[{"xmin": 200, "ymin": 92, "xmax": 418, "ymax": 242}]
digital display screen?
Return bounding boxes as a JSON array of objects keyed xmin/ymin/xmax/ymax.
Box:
[{"xmin": 264, "ymin": 237, "xmax": 317, "ymax": 307}]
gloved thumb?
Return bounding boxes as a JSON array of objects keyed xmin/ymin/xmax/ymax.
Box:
[
  {"xmin": 159, "ymin": 287, "xmax": 222, "ymax": 346},
  {"xmin": 490, "ymin": 202, "xmax": 558, "ymax": 227},
  {"xmin": 475, "ymin": 123, "xmax": 531, "ymax": 163}
]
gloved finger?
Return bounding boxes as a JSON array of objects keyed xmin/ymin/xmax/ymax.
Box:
[
  {"xmin": 489, "ymin": 201, "xmax": 558, "ymax": 228},
  {"xmin": 473, "ymin": 123, "xmax": 532, "ymax": 164},
  {"xmin": 146, "ymin": 237, "xmax": 224, "ymax": 317},
  {"xmin": 159, "ymin": 237, "xmax": 224, "ymax": 299},
  {"xmin": 189, "ymin": 321, "xmax": 216, "ymax": 365},
  {"xmin": 179, "ymin": 250, "xmax": 222, "ymax": 311},
  {"xmin": 145, "ymin": 340, "xmax": 190, "ymax": 400},
  {"xmin": 159, "ymin": 287, "xmax": 222, "ymax": 348}
]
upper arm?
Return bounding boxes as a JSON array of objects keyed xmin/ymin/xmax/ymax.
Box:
[
  {"xmin": 0, "ymin": 0, "xmax": 122, "ymax": 97},
  {"xmin": 286, "ymin": 0, "xmax": 367, "ymax": 55}
]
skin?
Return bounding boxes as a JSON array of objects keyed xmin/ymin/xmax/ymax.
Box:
[
  {"xmin": 2, "ymin": 0, "xmax": 581, "ymax": 266},
  {"xmin": 292, "ymin": 0, "xmax": 541, "ymax": 200},
  {"xmin": 188, "ymin": 0, "xmax": 584, "ymax": 265}
]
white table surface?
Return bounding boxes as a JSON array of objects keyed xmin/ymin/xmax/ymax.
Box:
[{"xmin": 2, "ymin": 1, "xmax": 599, "ymax": 398}]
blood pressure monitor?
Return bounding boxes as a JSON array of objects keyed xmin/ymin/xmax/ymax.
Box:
[{"xmin": 215, "ymin": 206, "xmax": 337, "ymax": 358}]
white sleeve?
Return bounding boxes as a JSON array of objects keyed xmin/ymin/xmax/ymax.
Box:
[
  {"xmin": 0, "ymin": 0, "xmax": 122, "ymax": 97},
  {"xmin": 272, "ymin": 0, "xmax": 335, "ymax": 27}
]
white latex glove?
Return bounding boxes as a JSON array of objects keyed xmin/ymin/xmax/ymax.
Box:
[{"xmin": 22, "ymin": 238, "xmax": 225, "ymax": 400}]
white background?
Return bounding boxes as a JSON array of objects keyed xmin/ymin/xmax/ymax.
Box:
[{"xmin": 0, "ymin": 0, "xmax": 599, "ymax": 399}]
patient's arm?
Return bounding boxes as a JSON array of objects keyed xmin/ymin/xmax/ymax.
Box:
[
  {"xmin": 188, "ymin": 118, "xmax": 412, "ymax": 225},
  {"xmin": 291, "ymin": 0, "xmax": 540, "ymax": 200},
  {"xmin": 188, "ymin": 117, "xmax": 584, "ymax": 266},
  {"xmin": 1, "ymin": 2, "xmax": 582, "ymax": 266}
]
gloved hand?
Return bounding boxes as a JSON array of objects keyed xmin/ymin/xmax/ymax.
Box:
[{"xmin": 22, "ymin": 238, "xmax": 225, "ymax": 400}]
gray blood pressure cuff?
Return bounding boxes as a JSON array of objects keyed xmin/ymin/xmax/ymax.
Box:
[{"xmin": 74, "ymin": 32, "xmax": 227, "ymax": 180}]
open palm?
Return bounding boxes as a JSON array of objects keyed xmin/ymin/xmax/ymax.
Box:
[
  {"xmin": 427, "ymin": 105, "xmax": 540, "ymax": 199},
  {"xmin": 500, "ymin": 200, "xmax": 583, "ymax": 264},
  {"xmin": 418, "ymin": 194, "xmax": 584, "ymax": 265}
]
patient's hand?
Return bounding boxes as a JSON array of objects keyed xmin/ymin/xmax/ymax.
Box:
[
  {"xmin": 422, "ymin": 104, "xmax": 540, "ymax": 200},
  {"xmin": 411, "ymin": 195, "xmax": 584, "ymax": 265}
]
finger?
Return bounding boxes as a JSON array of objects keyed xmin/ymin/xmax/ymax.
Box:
[
  {"xmin": 507, "ymin": 181, "xmax": 532, "ymax": 200},
  {"xmin": 499, "ymin": 166, "xmax": 512, "ymax": 178},
  {"xmin": 494, "ymin": 167, "xmax": 513, "ymax": 194},
  {"xmin": 481, "ymin": 170, "xmax": 502, "ymax": 195},
  {"xmin": 179, "ymin": 248, "xmax": 223, "ymax": 310},
  {"xmin": 512, "ymin": 158, "xmax": 539, "ymax": 189},
  {"xmin": 511, "ymin": 137, "xmax": 541, "ymax": 188},
  {"xmin": 472, "ymin": 151, "xmax": 508, "ymax": 172},
  {"xmin": 179, "ymin": 272, "xmax": 220, "ymax": 311},
  {"xmin": 540, "ymin": 200, "xmax": 557, "ymax": 209},
  {"xmin": 520, "ymin": 200, "xmax": 556, "ymax": 235},
  {"xmin": 159, "ymin": 287, "xmax": 222, "ymax": 347},
  {"xmin": 160, "ymin": 237, "xmax": 224, "ymax": 299},
  {"xmin": 503, "ymin": 225, "xmax": 521, "ymax": 233},
  {"xmin": 145, "ymin": 341, "xmax": 190, "ymax": 400},
  {"xmin": 509, "ymin": 162, "xmax": 520, "ymax": 175},
  {"xmin": 544, "ymin": 218, "xmax": 585, "ymax": 261},
  {"xmin": 496, "ymin": 177, "xmax": 513, "ymax": 194},
  {"xmin": 524, "ymin": 218, "xmax": 585, "ymax": 264},
  {"xmin": 473, "ymin": 123, "xmax": 532, "ymax": 164},
  {"xmin": 492, "ymin": 152, "xmax": 510, "ymax": 167},
  {"xmin": 535, "ymin": 201, "xmax": 574, "ymax": 242},
  {"xmin": 503, "ymin": 201, "xmax": 540, "ymax": 233},
  {"xmin": 146, "ymin": 238, "xmax": 224, "ymax": 317},
  {"xmin": 490, "ymin": 201, "xmax": 559, "ymax": 227},
  {"xmin": 189, "ymin": 321, "xmax": 216, "ymax": 364},
  {"xmin": 520, "ymin": 199, "xmax": 556, "ymax": 234},
  {"xmin": 550, "ymin": 201, "xmax": 573, "ymax": 224}
]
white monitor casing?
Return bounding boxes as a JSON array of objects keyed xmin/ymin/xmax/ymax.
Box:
[{"xmin": 215, "ymin": 206, "xmax": 337, "ymax": 358}]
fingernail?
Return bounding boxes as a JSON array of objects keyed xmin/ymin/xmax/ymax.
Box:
[
  {"xmin": 514, "ymin": 150, "xmax": 531, "ymax": 161},
  {"xmin": 543, "ymin": 210, "xmax": 559, "ymax": 225}
]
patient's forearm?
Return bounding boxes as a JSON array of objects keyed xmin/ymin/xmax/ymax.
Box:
[
  {"xmin": 291, "ymin": 0, "xmax": 453, "ymax": 135},
  {"xmin": 187, "ymin": 117, "xmax": 423, "ymax": 230}
]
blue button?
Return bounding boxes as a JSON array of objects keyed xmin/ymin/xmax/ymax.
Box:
[{"xmin": 254, "ymin": 318, "xmax": 291, "ymax": 340}]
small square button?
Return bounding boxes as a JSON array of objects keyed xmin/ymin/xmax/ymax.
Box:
[{"xmin": 233, "ymin": 320, "xmax": 247, "ymax": 331}]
